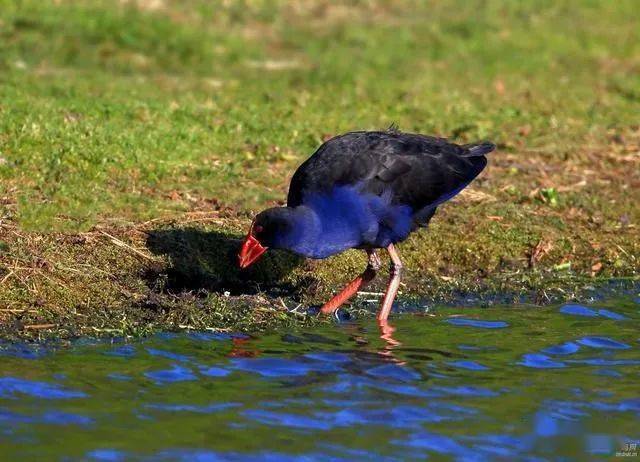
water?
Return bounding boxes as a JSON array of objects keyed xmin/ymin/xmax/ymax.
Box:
[{"xmin": 1, "ymin": 296, "xmax": 639, "ymax": 461}]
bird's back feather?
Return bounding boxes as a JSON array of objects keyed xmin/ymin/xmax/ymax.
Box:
[{"xmin": 287, "ymin": 131, "xmax": 494, "ymax": 228}]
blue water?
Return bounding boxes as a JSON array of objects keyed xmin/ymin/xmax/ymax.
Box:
[{"xmin": 1, "ymin": 296, "xmax": 639, "ymax": 461}]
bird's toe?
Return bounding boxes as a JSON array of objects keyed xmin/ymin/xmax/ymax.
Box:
[
  {"xmin": 306, "ymin": 305, "xmax": 322, "ymax": 316},
  {"xmin": 334, "ymin": 307, "xmax": 353, "ymax": 323}
]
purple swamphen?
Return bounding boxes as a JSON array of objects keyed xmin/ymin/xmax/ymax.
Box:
[{"xmin": 238, "ymin": 129, "xmax": 495, "ymax": 320}]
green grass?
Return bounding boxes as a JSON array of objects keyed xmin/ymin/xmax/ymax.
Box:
[{"xmin": 0, "ymin": 0, "xmax": 639, "ymax": 339}]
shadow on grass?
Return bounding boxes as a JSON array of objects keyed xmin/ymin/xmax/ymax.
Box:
[{"xmin": 145, "ymin": 227, "xmax": 308, "ymax": 297}]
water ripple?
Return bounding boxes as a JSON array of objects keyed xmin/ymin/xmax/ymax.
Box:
[
  {"xmin": 541, "ymin": 341, "xmax": 581, "ymax": 355},
  {"xmin": 576, "ymin": 337, "xmax": 631, "ymax": 350},
  {"xmin": 0, "ymin": 408, "xmax": 92, "ymax": 426},
  {"xmin": 560, "ymin": 304, "xmax": 629, "ymax": 320},
  {"xmin": 231, "ymin": 358, "xmax": 315, "ymax": 377},
  {"xmin": 1, "ymin": 293, "xmax": 639, "ymax": 461},
  {"xmin": 446, "ymin": 360, "xmax": 490, "ymax": 371},
  {"xmin": 365, "ymin": 363, "xmax": 421, "ymax": 382},
  {"xmin": 446, "ymin": 318, "xmax": 509, "ymax": 329},
  {"xmin": 560, "ymin": 304, "xmax": 599, "ymax": 317},
  {"xmin": 145, "ymin": 403, "xmax": 240, "ymax": 414},
  {"xmin": 0, "ymin": 377, "xmax": 86, "ymax": 399},
  {"xmin": 144, "ymin": 365, "xmax": 197, "ymax": 384},
  {"xmin": 518, "ymin": 354, "xmax": 566, "ymax": 369}
]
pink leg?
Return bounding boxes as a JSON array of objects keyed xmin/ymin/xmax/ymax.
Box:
[
  {"xmin": 377, "ymin": 244, "xmax": 403, "ymax": 321},
  {"xmin": 320, "ymin": 250, "xmax": 381, "ymax": 315}
]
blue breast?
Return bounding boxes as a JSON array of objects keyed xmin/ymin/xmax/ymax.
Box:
[{"xmin": 286, "ymin": 185, "xmax": 414, "ymax": 258}]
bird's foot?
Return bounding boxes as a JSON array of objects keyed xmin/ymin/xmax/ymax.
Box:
[
  {"xmin": 306, "ymin": 305, "xmax": 321, "ymax": 316},
  {"xmin": 334, "ymin": 307, "xmax": 353, "ymax": 323},
  {"xmin": 306, "ymin": 304, "xmax": 352, "ymax": 322}
]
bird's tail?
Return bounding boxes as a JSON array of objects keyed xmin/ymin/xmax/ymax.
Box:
[{"xmin": 462, "ymin": 141, "xmax": 496, "ymax": 157}]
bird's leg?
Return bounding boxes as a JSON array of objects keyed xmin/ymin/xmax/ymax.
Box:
[
  {"xmin": 320, "ymin": 250, "xmax": 381, "ymax": 315},
  {"xmin": 377, "ymin": 244, "xmax": 403, "ymax": 321}
]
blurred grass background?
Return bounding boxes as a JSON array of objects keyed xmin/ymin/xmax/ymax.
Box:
[{"xmin": 1, "ymin": 0, "xmax": 638, "ymax": 230}]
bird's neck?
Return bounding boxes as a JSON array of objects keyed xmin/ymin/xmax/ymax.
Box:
[
  {"xmin": 275, "ymin": 185, "xmax": 411, "ymax": 258},
  {"xmin": 273, "ymin": 205, "xmax": 350, "ymax": 259}
]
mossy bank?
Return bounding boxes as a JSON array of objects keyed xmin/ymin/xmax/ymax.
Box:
[{"xmin": 1, "ymin": 207, "xmax": 637, "ymax": 341}]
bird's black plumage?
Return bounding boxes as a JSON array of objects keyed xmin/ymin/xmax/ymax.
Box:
[{"xmin": 287, "ymin": 130, "xmax": 494, "ymax": 228}]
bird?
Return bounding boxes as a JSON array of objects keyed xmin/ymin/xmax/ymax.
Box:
[{"xmin": 238, "ymin": 128, "xmax": 495, "ymax": 321}]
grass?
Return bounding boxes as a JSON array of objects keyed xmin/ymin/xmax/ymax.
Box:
[{"xmin": 0, "ymin": 0, "xmax": 639, "ymax": 340}]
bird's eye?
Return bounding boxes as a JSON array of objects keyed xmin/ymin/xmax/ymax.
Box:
[{"xmin": 254, "ymin": 225, "xmax": 264, "ymax": 233}]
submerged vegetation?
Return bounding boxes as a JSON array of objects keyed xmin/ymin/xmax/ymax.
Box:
[{"xmin": 0, "ymin": 1, "xmax": 638, "ymax": 339}]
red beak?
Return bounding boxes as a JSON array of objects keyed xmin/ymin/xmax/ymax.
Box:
[{"xmin": 238, "ymin": 229, "xmax": 267, "ymax": 269}]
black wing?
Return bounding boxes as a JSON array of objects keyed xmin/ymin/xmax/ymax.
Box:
[{"xmin": 287, "ymin": 131, "xmax": 494, "ymax": 224}]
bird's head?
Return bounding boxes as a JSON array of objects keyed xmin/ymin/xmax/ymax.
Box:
[{"xmin": 238, "ymin": 207, "xmax": 294, "ymax": 269}]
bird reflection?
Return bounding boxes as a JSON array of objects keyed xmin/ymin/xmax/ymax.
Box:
[
  {"xmin": 344, "ymin": 316, "xmax": 405, "ymax": 365},
  {"xmin": 228, "ymin": 337, "xmax": 260, "ymax": 358},
  {"xmin": 377, "ymin": 318, "xmax": 406, "ymax": 365},
  {"xmin": 378, "ymin": 318, "xmax": 400, "ymax": 348},
  {"xmin": 224, "ymin": 310, "xmax": 405, "ymax": 365}
]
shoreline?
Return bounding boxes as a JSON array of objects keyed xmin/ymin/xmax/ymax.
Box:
[{"xmin": 1, "ymin": 215, "xmax": 637, "ymax": 342}]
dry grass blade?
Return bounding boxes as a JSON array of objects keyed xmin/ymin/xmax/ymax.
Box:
[
  {"xmin": 0, "ymin": 270, "xmax": 15, "ymax": 285},
  {"xmin": 99, "ymin": 230, "xmax": 157, "ymax": 262},
  {"xmin": 23, "ymin": 323, "xmax": 57, "ymax": 330}
]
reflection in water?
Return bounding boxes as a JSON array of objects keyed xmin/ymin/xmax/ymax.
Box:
[
  {"xmin": 378, "ymin": 319, "xmax": 401, "ymax": 349},
  {"xmin": 377, "ymin": 319, "xmax": 406, "ymax": 366},
  {"xmin": 228, "ymin": 336, "xmax": 260, "ymax": 358},
  {"xmin": 0, "ymin": 296, "xmax": 639, "ymax": 461}
]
